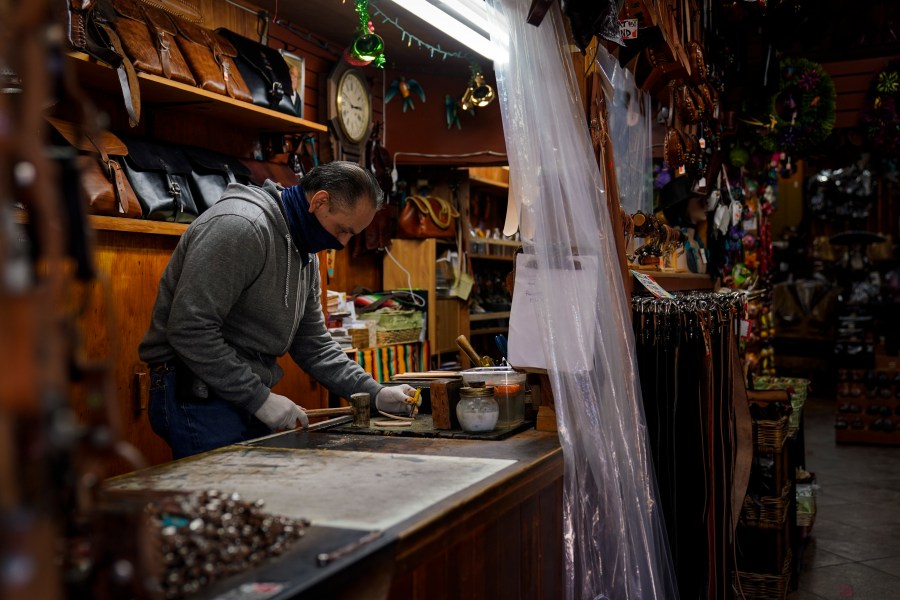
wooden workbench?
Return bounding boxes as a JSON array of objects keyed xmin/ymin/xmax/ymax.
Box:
[{"xmin": 104, "ymin": 427, "xmax": 564, "ymax": 599}]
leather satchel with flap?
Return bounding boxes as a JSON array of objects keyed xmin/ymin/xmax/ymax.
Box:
[
  {"xmin": 46, "ymin": 117, "xmax": 142, "ymax": 218},
  {"xmin": 215, "ymin": 28, "xmax": 297, "ymax": 116},
  {"xmin": 116, "ymin": 136, "xmax": 199, "ymax": 222},
  {"xmin": 112, "ymin": 0, "xmax": 195, "ymax": 85},
  {"xmin": 172, "ymin": 17, "xmax": 252, "ymax": 102},
  {"xmin": 397, "ymin": 195, "xmax": 459, "ymax": 240},
  {"xmin": 67, "ymin": 0, "xmax": 141, "ymax": 126},
  {"xmin": 240, "ymin": 159, "xmax": 299, "ymax": 188},
  {"xmin": 183, "ymin": 146, "xmax": 251, "ymax": 213}
]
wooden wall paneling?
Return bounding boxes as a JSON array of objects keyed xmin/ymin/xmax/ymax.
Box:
[
  {"xmin": 86, "ymin": 230, "xmax": 181, "ymax": 469},
  {"xmin": 539, "ymin": 479, "xmax": 564, "ymax": 597},
  {"xmin": 383, "ymin": 68, "xmax": 506, "ymax": 166},
  {"xmin": 824, "ymin": 56, "xmax": 891, "ymax": 129}
]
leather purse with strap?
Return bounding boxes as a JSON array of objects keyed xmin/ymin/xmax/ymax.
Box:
[
  {"xmin": 116, "ymin": 135, "xmax": 199, "ymax": 222},
  {"xmin": 172, "ymin": 17, "xmax": 252, "ymax": 102},
  {"xmin": 183, "ymin": 146, "xmax": 251, "ymax": 213},
  {"xmin": 397, "ymin": 195, "xmax": 459, "ymax": 240},
  {"xmin": 215, "ymin": 28, "xmax": 297, "ymax": 116},
  {"xmin": 67, "ymin": 0, "xmax": 141, "ymax": 127},
  {"xmin": 46, "ymin": 116, "xmax": 142, "ymax": 218},
  {"xmin": 111, "ymin": 0, "xmax": 195, "ymax": 85}
]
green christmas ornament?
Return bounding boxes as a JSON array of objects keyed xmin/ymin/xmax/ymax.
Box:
[
  {"xmin": 351, "ymin": 0, "xmax": 385, "ymax": 68},
  {"xmin": 353, "ymin": 32, "xmax": 384, "ymax": 62}
]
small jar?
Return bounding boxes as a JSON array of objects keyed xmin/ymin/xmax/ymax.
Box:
[{"xmin": 456, "ymin": 386, "xmax": 499, "ymax": 433}]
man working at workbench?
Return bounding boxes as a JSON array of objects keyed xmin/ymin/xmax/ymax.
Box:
[{"xmin": 139, "ymin": 161, "xmax": 415, "ymax": 459}]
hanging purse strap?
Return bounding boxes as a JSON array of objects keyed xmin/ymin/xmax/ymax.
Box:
[{"xmin": 408, "ymin": 195, "xmax": 459, "ymax": 229}]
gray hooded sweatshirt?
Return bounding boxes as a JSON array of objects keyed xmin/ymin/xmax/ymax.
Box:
[{"xmin": 139, "ymin": 180, "xmax": 383, "ymax": 414}]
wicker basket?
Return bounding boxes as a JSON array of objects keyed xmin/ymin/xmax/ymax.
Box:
[
  {"xmin": 360, "ymin": 309, "xmax": 424, "ymax": 347},
  {"xmin": 753, "ymin": 376, "xmax": 810, "ymax": 438},
  {"xmin": 376, "ymin": 327, "xmax": 422, "ymax": 345},
  {"xmin": 734, "ymin": 550, "xmax": 792, "ymax": 600},
  {"xmin": 740, "ymin": 482, "xmax": 791, "ymax": 529},
  {"xmin": 753, "ymin": 414, "xmax": 790, "ymax": 453}
]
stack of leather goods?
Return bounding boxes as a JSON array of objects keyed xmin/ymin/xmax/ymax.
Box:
[{"xmin": 63, "ymin": 0, "xmax": 291, "ymax": 128}]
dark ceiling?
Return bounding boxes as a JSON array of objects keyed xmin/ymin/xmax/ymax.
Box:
[{"xmin": 252, "ymin": 0, "xmax": 488, "ymax": 78}]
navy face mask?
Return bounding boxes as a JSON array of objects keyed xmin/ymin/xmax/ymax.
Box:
[{"xmin": 280, "ymin": 185, "xmax": 343, "ymax": 264}]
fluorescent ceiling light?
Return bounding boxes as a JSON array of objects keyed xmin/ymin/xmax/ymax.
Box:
[
  {"xmin": 388, "ymin": 0, "xmax": 496, "ymax": 61},
  {"xmin": 439, "ymin": 0, "xmax": 490, "ymax": 34}
]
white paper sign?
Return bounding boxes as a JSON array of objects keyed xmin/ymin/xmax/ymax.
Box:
[
  {"xmin": 508, "ymin": 254, "xmax": 599, "ymax": 371},
  {"xmin": 631, "ymin": 270, "xmax": 675, "ymax": 299}
]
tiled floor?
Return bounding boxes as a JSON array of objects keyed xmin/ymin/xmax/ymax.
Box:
[{"xmin": 790, "ymin": 396, "xmax": 900, "ymax": 598}]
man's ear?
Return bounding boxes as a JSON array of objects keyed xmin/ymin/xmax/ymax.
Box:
[{"xmin": 308, "ymin": 190, "xmax": 329, "ymax": 212}]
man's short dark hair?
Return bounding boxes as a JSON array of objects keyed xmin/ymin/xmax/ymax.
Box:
[{"xmin": 300, "ymin": 161, "xmax": 384, "ymax": 212}]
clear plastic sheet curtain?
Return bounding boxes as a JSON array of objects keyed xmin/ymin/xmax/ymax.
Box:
[
  {"xmin": 597, "ymin": 47, "xmax": 654, "ymax": 216},
  {"xmin": 485, "ymin": 2, "xmax": 677, "ymax": 598}
]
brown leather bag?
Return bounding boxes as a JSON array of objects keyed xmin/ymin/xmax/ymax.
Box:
[
  {"xmin": 240, "ymin": 159, "xmax": 300, "ymax": 188},
  {"xmin": 397, "ymin": 195, "xmax": 459, "ymax": 239},
  {"xmin": 47, "ymin": 117, "xmax": 142, "ymax": 218},
  {"xmin": 172, "ymin": 17, "xmax": 253, "ymax": 102},
  {"xmin": 112, "ymin": 0, "xmax": 195, "ymax": 85},
  {"xmin": 138, "ymin": 0, "xmax": 201, "ymax": 23}
]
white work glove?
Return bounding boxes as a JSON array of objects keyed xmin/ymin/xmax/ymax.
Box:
[
  {"xmin": 376, "ymin": 384, "xmax": 416, "ymax": 416},
  {"xmin": 254, "ymin": 392, "xmax": 309, "ymax": 431}
]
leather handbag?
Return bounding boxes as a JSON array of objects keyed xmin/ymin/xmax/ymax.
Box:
[
  {"xmin": 172, "ymin": 17, "xmax": 253, "ymax": 102},
  {"xmin": 67, "ymin": 0, "xmax": 141, "ymax": 126},
  {"xmin": 47, "ymin": 117, "xmax": 142, "ymax": 218},
  {"xmin": 116, "ymin": 136, "xmax": 199, "ymax": 222},
  {"xmin": 215, "ymin": 28, "xmax": 298, "ymax": 116},
  {"xmin": 137, "ymin": 0, "xmax": 201, "ymax": 23},
  {"xmin": 240, "ymin": 159, "xmax": 300, "ymax": 188},
  {"xmin": 183, "ymin": 146, "xmax": 251, "ymax": 213},
  {"xmin": 112, "ymin": 0, "xmax": 196, "ymax": 85},
  {"xmin": 397, "ymin": 195, "xmax": 459, "ymax": 240}
]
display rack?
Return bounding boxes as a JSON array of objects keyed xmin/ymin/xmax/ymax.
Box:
[{"xmin": 66, "ymin": 52, "xmax": 328, "ymax": 134}]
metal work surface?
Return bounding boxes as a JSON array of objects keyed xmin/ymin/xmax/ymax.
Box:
[{"xmin": 106, "ymin": 445, "xmax": 516, "ymax": 531}]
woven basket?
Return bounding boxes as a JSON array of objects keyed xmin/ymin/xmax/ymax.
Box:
[
  {"xmin": 376, "ymin": 327, "xmax": 421, "ymax": 345},
  {"xmin": 753, "ymin": 376, "xmax": 810, "ymax": 438},
  {"xmin": 734, "ymin": 550, "xmax": 792, "ymax": 600},
  {"xmin": 740, "ymin": 482, "xmax": 791, "ymax": 529},
  {"xmin": 796, "ymin": 508, "xmax": 816, "ymax": 528},
  {"xmin": 753, "ymin": 414, "xmax": 790, "ymax": 453}
]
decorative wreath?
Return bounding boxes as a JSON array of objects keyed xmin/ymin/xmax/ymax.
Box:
[
  {"xmin": 860, "ymin": 59, "xmax": 900, "ymax": 155},
  {"xmin": 758, "ymin": 57, "xmax": 836, "ymax": 156}
]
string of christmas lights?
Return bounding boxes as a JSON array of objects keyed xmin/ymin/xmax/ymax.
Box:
[{"xmin": 369, "ymin": 0, "xmax": 474, "ymax": 62}]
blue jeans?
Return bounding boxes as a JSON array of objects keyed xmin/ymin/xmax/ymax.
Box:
[{"xmin": 148, "ymin": 362, "xmax": 270, "ymax": 459}]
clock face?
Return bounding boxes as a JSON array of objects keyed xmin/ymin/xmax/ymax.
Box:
[{"xmin": 336, "ymin": 70, "xmax": 371, "ymax": 144}]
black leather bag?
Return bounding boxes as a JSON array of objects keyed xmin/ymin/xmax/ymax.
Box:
[
  {"xmin": 183, "ymin": 146, "xmax": 251, "ymax": 213},
  {"xmin": 214, "ymin": 28, "xmax": 297, "ymax": 116},
  {"xmin": 116, "ymin": 136, "xmax": 199, "ymax": 223}
]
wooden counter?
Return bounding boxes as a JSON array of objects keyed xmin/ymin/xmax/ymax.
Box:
[{"xmin": 104, "ymin": 427, "xmax": 564, "ymax": 599}]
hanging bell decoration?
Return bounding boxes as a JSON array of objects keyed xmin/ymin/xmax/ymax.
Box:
[
  {"xmin": 350, "ymin": 2, "xmax": 385, "ymax": 68},
  {"xmin": 470, "ymin": 72, "xmax": 495, "ymax": 107},
  {"xmin": 459, "ymin": 84, "xmax": 475, "ymax": 112}
]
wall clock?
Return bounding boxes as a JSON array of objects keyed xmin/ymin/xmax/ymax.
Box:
[{"xmin": 327, "ymin": 64, "xmax": 373, "ymax": 164}]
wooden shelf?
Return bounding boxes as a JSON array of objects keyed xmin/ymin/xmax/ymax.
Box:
[
  {"xmin": 16, "ymin": 210, "xmax": 189, "ymax": 237},
  {"xmin": 67, "ymin": 52, "xmax": 327, "ymax": 134},
  {"xmin": 477, "ymin": 238, "xmax": 521, "ymax": 247},
  {"xmin": 469, "ymin": 175, "xmax": 509, "ymax": 190},
  {"xmin": 469, "ymin": 327, "xmax": 509, "ymax": 336},
  {"xmin": 90, "ymin": 215, "xmax": 189, "ymax": 236},
  {"xmin": 469, "ymin": 254, "xmax": 515, "ymax": 262},
  {"xmin": 470, "ymin": 311, "xmax": 511, "ymax": 322}
]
